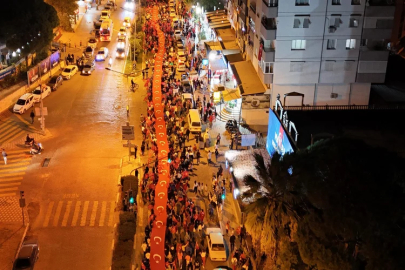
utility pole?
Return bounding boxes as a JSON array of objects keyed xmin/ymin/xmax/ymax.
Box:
[
  {"xmin": 133, "ymin": 0, "xmax": 137, "ymax": 63},
  {"xmin": 38, "ymin": 68, "xmax": 45, "ymax": 134}
]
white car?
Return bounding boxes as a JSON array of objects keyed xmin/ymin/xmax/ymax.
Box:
[
  {"xmin": 87, "ymin": 38, "xmax": 98, "ymax": 49},
  {"xmin": 32, "ymin": 85, "xmax": 51, "ymax": 102},
  {"xmin": 13, "ymin": 93, "xmax": 34, "ymax": 114},
  {"xmin": 206, "ymin": 228, "xmax": 226, "ymax": 261},
  {"xmin": 100, "ymin": 10, "xmax": 110, "ymax": 20},
  {"xmin": 61, "ymin": 65, "xmax": 78, "ymax": 79},
  {"xmin": 118, "ymin": 27, "xmax": 127, "ymax": 37},
  {"xmin": 174, "ymin": 30, "xmax": 182, "ymax": 39},
  {"xmin": 96, "ymin": 47, "xmax": 109, "ymax": 61},
  {"xmin": 170, "ymin": 12, "xmax": 176, "ymax": 18},
  {"xmin": 170, "ymin": 8, "xmax": 176, "ymax": 14},
  {"xmin": 123, "ymin": 17, "xmax": 131, "ymax": 28}
]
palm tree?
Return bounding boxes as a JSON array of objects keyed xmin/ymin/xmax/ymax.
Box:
[{"xmin": 241, "ymin": 152, "xmax": 307, "ymax": 263}]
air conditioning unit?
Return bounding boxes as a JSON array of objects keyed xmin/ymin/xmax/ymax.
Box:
[
  {"xmin": 330, "ymin": 93, "xmax": 338, "ymax": 99},
  {"xmin": 329, "ymin": 26, "xmax": 336, "ymax": 33}
]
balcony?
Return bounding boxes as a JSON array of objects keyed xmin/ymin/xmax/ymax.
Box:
[
  {"xmin": 258, "ymin": 65, "xmax": 273, "ymax": 84},
  {"xmin": 262, "ymin": 0, "xmax": 278, "ymax": 18},
  {"xmin": 260, "ymin": 18, "xmax": 277, "ymax": 40},
  {"xmin": 359, "ymin": 50, "xmax": 389, "ymax": 61},
  {"xmin": 262, "ymin": 47, "xmax": 275, "ymax": 62}
]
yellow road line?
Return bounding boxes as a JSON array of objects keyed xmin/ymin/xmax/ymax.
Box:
[
  {"xmin": 0, "ymin": 176, "xmax": 24, "ymax": 182},
  {"xmin": 62, "ymin": 201, "xmax": 72, "ymax": 227},
  {"xmin": 0, "ymin": 192, "xmax": 16, "ymax": 197},
  {"xmin": 0, "ymin": 187, "xmax": 18, "ymax": 192},
  {"xmin": 80, "ymin": 201, "xmax": 89, "ymax": 226},
  {"xmin": 0, "ymin": 182, "xmax": 21, "ymax": 188},
  {"xmin": 71, "ymin": 201, "xmax": 81, "ymax": 226},
  {"xmin": 53, "ymin": 201, "xmax": 63, "ymax": 227},
  {"xmin": 108, "ymin": 201, "xmax": 114, "ymax": 227},
  {"xmin": 89, "ymin": 201, "xmax": 98, "ymax": 226},
  {"xmin": 99, "ymin": 201, "xmax": 107, "ymax": 227},
  {"xmin": 43, "ymin": 201, "xmax": 54, "ymax": 227},
  {"xmin": 0, "ymin": 167, "xmax": 29, "ymax": 174},
  {"xmin": 0, "ymin": 127, "xmax": 24, "ymax": 144}
]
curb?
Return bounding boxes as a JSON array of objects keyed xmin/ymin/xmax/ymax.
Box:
[{"xmin": 14, "ymin": 223, "xmax": 30, "ymax": 260}]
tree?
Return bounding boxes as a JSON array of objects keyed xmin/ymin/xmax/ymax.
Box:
[
  {"xmin": 241, "ymin": 153, "xmax": 308, "ymax": 267},
  {"xmin": 0, "ymin": 0, "xmax": 59, "ymax": 56},
  {"xmin": 241, "ymin": 138, "xmax": 405, "ymax": 270},
  {"xmin": 44, "ymin": 0, "xmax": 77, "ymax": 31}
]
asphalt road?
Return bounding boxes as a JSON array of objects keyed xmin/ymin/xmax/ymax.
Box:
[{"xmin": 17, "ymin": 1, "xmax": 136, "ymax": 269}]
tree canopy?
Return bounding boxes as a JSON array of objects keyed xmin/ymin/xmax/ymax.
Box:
[
  {"xmin": 44, "ymin": 0, "xmax": 78, "ymax": 31},
  {"xmin": 242, "ymin": 137, "xmax": 405, "ymax": 270},
  {"xmin": 0, "ymin": 0, "xmax": 59, "ymax": 55}
]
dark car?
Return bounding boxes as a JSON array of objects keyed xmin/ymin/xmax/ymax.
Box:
[
  {"xmin": 46, "ymin": 74, "xmax": 63, "ymax": 91},
  {"xmin": 81, "ymin": 59, "xmax": 96, "ymax": 75},
  {"xmin": 13, "ymin": 239, "xmax": 39, "ymax": 270},
  {"xmin": 84, "ymin": 46, "xmax": 93, "ymax": 58},
  {"xmin": 181, "ymin": 80, "xmax": 192, "ymax": 93}
]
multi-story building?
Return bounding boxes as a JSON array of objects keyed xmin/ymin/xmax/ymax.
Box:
[{"xmin": 229, "ymin": 0, "xmax": 396, "ymax": 107}]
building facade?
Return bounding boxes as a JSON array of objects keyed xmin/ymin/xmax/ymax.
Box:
[{"xmin": 228, "ymin": 0, "xmax": 396, "ymax": 107}]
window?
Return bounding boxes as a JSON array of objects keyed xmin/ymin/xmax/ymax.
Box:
[
  {"xmin": 334, "ymin": 17, "xmax": 341, "ymax": 28},
  {"xmin": 346, "ymin": 39, "xmax": 356, "ymax": 49},
  {"xmin": 295, "ymin": 0, "xmax": 309, "ymax": 6},
  {"xmin": 261, "ymin": 61, "xmax": 274, "ymax": 74},
  {"xmin": 350, "ymin": 18, "xmax": 359, "ymax": 28},
  {"xmin": 325, "ymin": 61, "xmax": 335, "ymax": 71},
  {"xmin": 292, "ymin": 40, "xmax": 306, "ymax": 50},
  {"xmin": 376, "ymin": 19, "xmax": 393, "ymax": 29},
  {"xmin": 360, "ymin": 39, "xmax": 368, "ymax": 47},
  {"xmin": 351, "ymin": 0, "xmax": 361, "ymax": 5},
  {"xmin": 344, "ymin": 61, "xmax": 355, "ymax": 71},
  {"xmin": 327, "ymin": 39, "xmax": 337, "ymax": 50},
  {"xmin": 293, "ymin": 16, "xmax": 310, "ymax": 28},
  {"xmin": 332, "ymin": 0, "xmax": 341, "ymax": 5},
  {"xmin": 290, "ymin": 62, "xmax": 304, "ymax": 72}
]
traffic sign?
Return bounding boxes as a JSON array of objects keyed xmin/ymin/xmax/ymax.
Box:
[{"xmin": 122, "ymin": 125, "xmax": 135, "ymax": 140}]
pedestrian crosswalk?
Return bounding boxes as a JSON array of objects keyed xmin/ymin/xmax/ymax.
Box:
[
  {"xmin": 39, "ymin": 200, "xmax": 115, "ymax": 228},
  {"xmin": 0, "ymin": 149, "xmax": 32, "ymax": 198},
  {"xmin": 0, "ymin": 119, "xmax": 36, "ymax": 146}
]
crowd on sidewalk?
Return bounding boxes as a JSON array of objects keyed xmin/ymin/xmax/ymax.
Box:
[{"xmin": 136, "ymin": 1, "xmax": 253, "ymax": 270}]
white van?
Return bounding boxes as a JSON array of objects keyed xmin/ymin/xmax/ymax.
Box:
[
  {"xmin": 187, "ymin": 109, "xmax": 201, "ymax": 134},
  {"xmin": 13, "ymin": 93, "xmax": 34, "ymax": 114}
]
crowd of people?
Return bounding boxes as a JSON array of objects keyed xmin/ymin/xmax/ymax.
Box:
[{"xmin": 136, "ymin": 1, "xmax": 252, "ymax": 270}]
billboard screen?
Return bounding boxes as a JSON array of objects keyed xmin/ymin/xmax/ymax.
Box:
[
  {"xmin": 27, "ymin": 66, "xmax": 39, "ymax": 84},
  {"xmin": 266, "ymin": 110, "xmax": 294, "ymax": 157},
  {"xmin": 39, "ymin": 57, "xmax": 50, "ymax": 75},
  {"xmin": 50, "ymin": 51, "xmax": 60, "ymax": 68}
]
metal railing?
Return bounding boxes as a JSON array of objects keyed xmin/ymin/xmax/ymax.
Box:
[
  {"xmin": 273, "ymin": 104, "xmax": 405, "ymax": 111},
  {"xmin": 262, "ymin": 0, "xmax": 278, "ymax": 7}
]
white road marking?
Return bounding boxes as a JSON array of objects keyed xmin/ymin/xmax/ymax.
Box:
[
  {"xmin": 53, "ymin": 201, "xmax": 63, "ymax": 227},
  {"xmin": 80, "ymin": 201, "xmax": 89, "ymax": 226},
  {"xmin": 99, "ymin": 201, "xmax": 107, "ymax": 226},
  {"xmin": 43, "ymin": 201, "xmax": 54, "ymax": 227},
  {"xmin": 89, "ymin": 201, "xmax": 98, "ymax": 226},
  {"xmin": 71, "ymin": 201, "xmax": 81, "ymax": 226},
  {"xmin": 62, "ymin": 201, "xmax": 72, "ymax": 227}
]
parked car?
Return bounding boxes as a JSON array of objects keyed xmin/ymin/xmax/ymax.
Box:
[
  {"xmin": 100, "ymin": 10, "xmax": 110, "ymax": 20},
  {"xmin": 61, "ymin": 65, "xmax": 78, "ymax": 79},
  {"xmin": 206, "ymin": 227, "xmax": 226, "ymax": 261},
  {"xmin": 32, "ymin": 85, "xmax": 51, "ymax": 102},
  {"xmin": 177, "ymin": 50, "xmax": 186, "ymax": 62},
  {"xmin": 117, "ymin": 36, "xmax": 126, "ymax": 43},
  {"xmin": 81, "ymin": 59, "xmax": 96, "ymax": 75},
  {"xmin": 181, "ymin": 80, "xmax": 192, "ymax": 92},
  {"xmin": 46, "ymin": 74, "xmax": 63, "ymax": 91},
  {"xmin": 123, "ymin": 17, "xmax": 131, "ymax": 28},
  {"xmin": 118, "ymin": 27, "xmax": 127, "ymax": 37},
  {"xmin": 13, "ymin": 93, "xmax": 34, "ymax": 114},
  {"xmin": 84, "ymin": 46, "xmax": 94, "ymax": 58},
  {"xmin": 12, "ymin": 239, "xmax": 39, "ymax": 270},
  {"xmin": 87, "ymin": 38, "xmax": 98, "ymax": 49},
  {"xmin": 96, "ymin": 47, "xmax": 109, "ymax": 61},
  {"xmin": 177, "ymin": 61, "xmax": 186, "ymax": 73}
]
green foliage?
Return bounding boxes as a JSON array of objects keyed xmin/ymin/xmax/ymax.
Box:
[
  {"xmin": 45, "ymin": 0, "xmax": 78, "ymax": 31},
  {"xmin": 0, "ymin": 0, "xmax": 59, "ymax": 55},
  {"xmin": 197, "ymin": 0, "xmax": 225, "ymax": 12},
  {"xmin": 112, "ymin": 212, "xmax": 136, "ymax": 270},
  {"xmin": 242, "ymin": 137, "xmax": 405, "ymax": 270}
]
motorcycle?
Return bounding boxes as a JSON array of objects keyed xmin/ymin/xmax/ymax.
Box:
[{"xmin": 30, "ymin": 142, "xmax": 43, "ymax": 155}]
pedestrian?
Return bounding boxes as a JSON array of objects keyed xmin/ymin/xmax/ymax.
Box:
[
  {"xmin": 207, "ymin": 150, "xmax": 212, "ymax": 165},
  {"xmin": 216, "ymin": 133, "xmax": 221, "ymax": 145},
  {"xmin": 193, "ymin": 181, "xmax": 198, "ymax": 194},
  {"xmin": 196, "ymin": 150, "xmax": 201, "ymax": 164},
  {"xmin": 231, "ymin": 254, "xmax": 238, "ymax": 270},
  {"xmin": 142, "ymin": 69, "xmax": 145, "ymax": 79},
  {"xmin": 215, "ymin": 148, "xmax": 219, "ymax": 161},
  {"xmin": 30, "ymin": 110, "xmax": 35, "ymax": 124},
  {"xmin": 185, "ymin": 128, "xmax": 190, "ymax": 141},
  {"xmin": 226, "ymin": 220, "xmax": 230, "ymax": 235},
  {"xmin": 2, "ymin": 149, "xmax": 7, "ymax": 165},
  {"xmin": 134, "ymin": 145, "xmax": 138, "ymax": 158},
  {"xmin": 230, "ymin": 234, "xmax": 236, "ymax": 253},
  {"xmin": 141, "ymin": 143, "xmax": 145, "ymax": 156},
  {"xmin": 201, "ymin": 248, "xmax": 207, "ymax": 267}
]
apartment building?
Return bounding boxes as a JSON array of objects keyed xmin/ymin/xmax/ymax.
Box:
[{"xmin": 228, "ymin": 0, "xmax": 396, "ymax": 107}]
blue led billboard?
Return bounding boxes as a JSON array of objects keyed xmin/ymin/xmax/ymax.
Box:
[{"xmin": 266, "ymin": 110, "xmax": 294, "ymax": 157}]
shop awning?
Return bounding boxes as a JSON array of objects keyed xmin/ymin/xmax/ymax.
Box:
[
  {"xmin": 209, "ymin": 56, "xmax": 227, "ymax": 72},
  {"xmin": 231, "ymin": 61, "xmax": 266, "ymax": 96},
  {"xmin": 224, "ymin": 53, "xmax": 244, "ymax": 63},
  {"xmin": 209, "ymin": 21, "xmax": 231, "ymax": 29},
  {"xmin": 223, "ymin": 88, "xmax": 241, "ymax": 102},
  {"xmin": 204, "ymin": 41, "xmax": 223, "ymax": 51}
]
